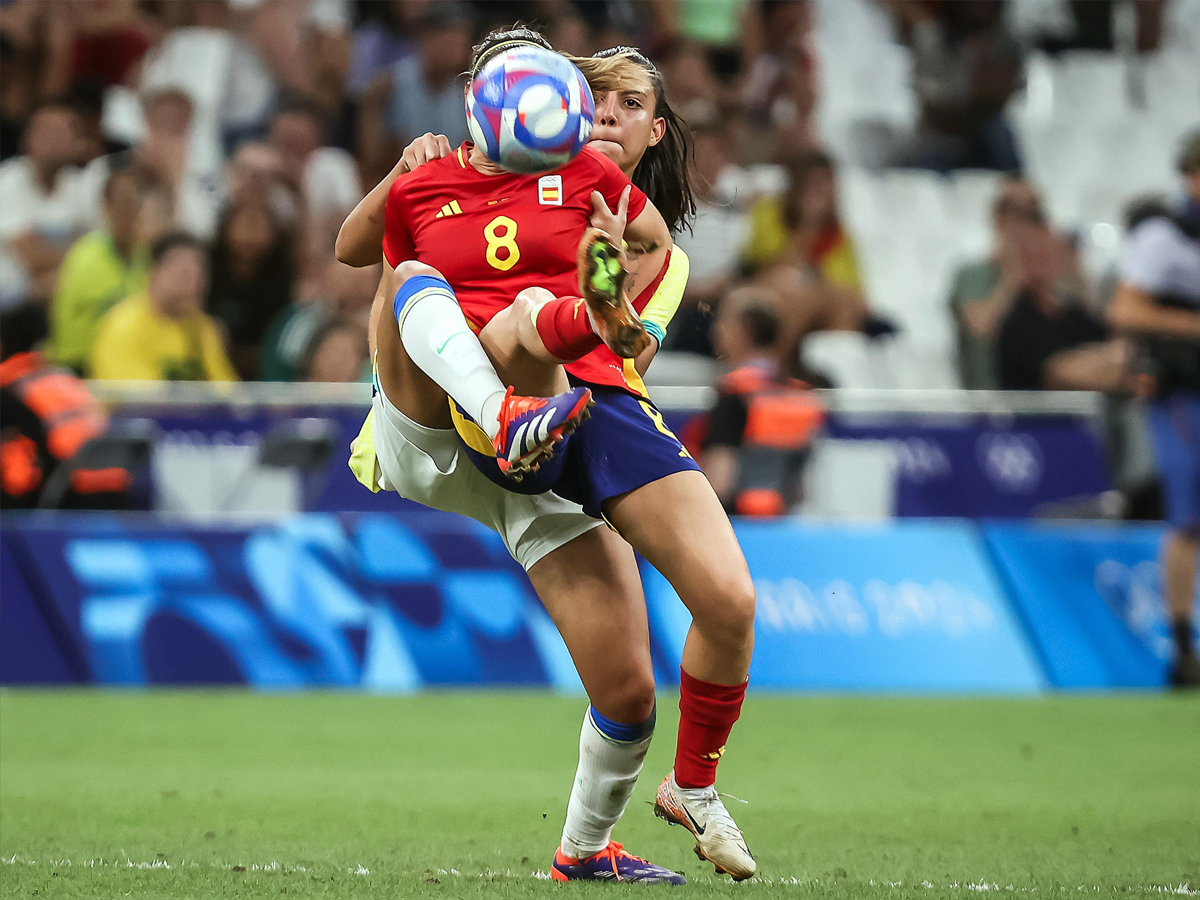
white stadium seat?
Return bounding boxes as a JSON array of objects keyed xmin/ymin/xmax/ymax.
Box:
[{"xmin": 813, "ymin": 4, "xmax": 1197, "ymax": 388}]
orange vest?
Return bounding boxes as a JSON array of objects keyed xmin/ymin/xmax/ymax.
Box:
[
  {"xmin": 716, "ymin": 364, "xmax": 825, "ymax": 517},
  {"xmin": 0, "ymin": 352, "xmax": 130, "ymax": 500},
  {"xmin": 717, "ymin": 364, "xmax": 824, "ymax": 450}
]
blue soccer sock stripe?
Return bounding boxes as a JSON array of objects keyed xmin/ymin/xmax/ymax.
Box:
[
  {"xmin": 392, "ymin": 274, "xmax": 456, "ymax": 327},
  {"xmin": 587, "ymin": 704, "xmax": 656, "ymax": 744}
]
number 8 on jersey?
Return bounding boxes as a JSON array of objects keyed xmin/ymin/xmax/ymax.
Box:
[{"xmin": 485, "ymin": 216, "xmax": 520, "ymax": 271}]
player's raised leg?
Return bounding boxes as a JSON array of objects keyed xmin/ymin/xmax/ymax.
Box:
[
  {"xmin": 528, "ymin": 523, "xmax": 685, "ymax": 884},
  {"xmin": 388, "ymin": 260, "xmax": 592, "ymax": 476},
  {"xmin": 480, "ymin": 228, "xmax": 649, "ymax": 379},
  {"xmin": 604, "ymin": 470, "xmax": 758, "ymax": 880}
]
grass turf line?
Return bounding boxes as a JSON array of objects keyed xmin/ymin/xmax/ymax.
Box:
[{"xmin": 1, "ymin": 691, "xmax": 1197, "ymax": 898}]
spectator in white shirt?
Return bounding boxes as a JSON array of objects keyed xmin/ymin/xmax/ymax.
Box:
[
  {"xmin": 0, "ymin": 99, "xmax": 88, "ymax": 309},
  {"xmin": 77, "ymin": 88, "xmax": 221, "ymax": 241},
  {"xmin": 267, "ymin": 97, "xmax": 362, "ymax": 226}
]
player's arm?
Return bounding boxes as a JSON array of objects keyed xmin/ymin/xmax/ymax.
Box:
[
  {"xmin": 1108, "ymin": 281, "xmax": 1200, "ymax": 340},
  {"xmin": 587, "ymin": 186, "xmax": 677, "ymax": 374},
  {"xmin": 634, "ymin": 245, "xmax": 690, "ymax": 376},
  {"xmin": 623, "ymin": 200, "xmax": 671, "ymax": 265},
  {"xmin": 335, "ymin": 133, "xmax": 452, "ymax": 267}
]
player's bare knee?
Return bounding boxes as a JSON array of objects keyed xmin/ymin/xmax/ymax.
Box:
[
  {"xmin": 600, "ymin": 680, "xmax": 656, "ymax": 726},
  {"xmin": 623, "ymin": 672, "xmax": 658, "ymax": 723},
  {"xmin": 514, "ymin": 286, "xmax": 555, "ymax": 308},
  {"xmin": 393, "ymin": 260, "xmax": 444, "ymax": 284},
  {"xmin": 512, "ymin": 289, "xmax": 553, "ymax": 335},
  {"xmin": 701, "ymin": 571, "xmax": 757, "ymax": 645}
]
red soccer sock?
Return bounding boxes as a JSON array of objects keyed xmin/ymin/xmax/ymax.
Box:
[
  {"xmin": 534, "ymin": 296, "xmax": 602, "ymax": 361},
  {"xmin": 674, "ymin": 667, "xmax": 748, "ymax": 789}
]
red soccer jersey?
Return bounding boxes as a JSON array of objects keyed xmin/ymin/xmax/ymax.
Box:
[{"xmin": 382, "ymin": 143, "xmax": 651, "ymax": 395}]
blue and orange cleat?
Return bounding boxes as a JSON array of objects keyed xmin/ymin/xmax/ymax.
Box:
[
  {"xmin": 550, "ymin": 841, "xmax": 687, "ymax": 884},
  {"xmin": 493, "ymin": 385, "xmax": 592, "ymax": 480}
]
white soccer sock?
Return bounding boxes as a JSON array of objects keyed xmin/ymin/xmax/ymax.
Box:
[
  {"xmin": 559, "ymin": 706, "xmax": 653, "ymax": 860},
  {"xmin": 399, "ymin": 288, "xmax": 506, "ymax": 439}
]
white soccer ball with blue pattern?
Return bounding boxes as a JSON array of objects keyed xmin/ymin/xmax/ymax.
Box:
[{"xmin": 466, "ymin": 45, "xmax": 594, "ymax": 175}]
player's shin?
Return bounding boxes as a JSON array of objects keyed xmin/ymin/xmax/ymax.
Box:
[
  {"xmin": 674, "ymin": 668, "xmax": 746, "ymax": 789},
  {"xmin": 394, "ymin": 274, "xmax": 507, "ymax": 439},
  {"xmin": 560, "ymin": 705, "xmax": 655, "ymax": 860},
  {"xmin": 656, "ymin": 670, "xmax": 756, "ymax": 880},
  {"xmin": 532, "ymin": 294, "xmax": 603, "ymax": 362}
]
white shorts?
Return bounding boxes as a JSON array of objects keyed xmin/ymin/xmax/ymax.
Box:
[{"xmin": 362, "ymin": 384, "xmax": 601, "ymax": 571}]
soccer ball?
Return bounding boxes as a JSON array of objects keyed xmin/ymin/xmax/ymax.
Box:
[{"xmin": 466, "ymin": 45, "xmax": 594, "ymax": 174}]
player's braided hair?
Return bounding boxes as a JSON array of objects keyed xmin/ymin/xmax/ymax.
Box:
[
  {"xmin": 468, "ymin": 27, "xmax": 552, "ymax": 79},
  {"xmin": 588, "ymin": 47, "xmax": 696, "ymax": 236}
]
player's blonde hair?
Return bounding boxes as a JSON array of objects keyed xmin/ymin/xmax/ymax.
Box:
[
  {"xmin": 570, "ymin": 53, "xmax": 656, "ymax": 96},
  {"xmin": 576, "ymin": 48, "xmax": 696, "ymax": 236}
]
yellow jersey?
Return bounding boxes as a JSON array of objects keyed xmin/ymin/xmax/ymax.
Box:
[
  {"xmin": 89, "ymin": 291, "xmax": 239, "ymax": 382},
  {"xmin": 51, "ymin": 231, "xmax": 149, "ymax": 372}
]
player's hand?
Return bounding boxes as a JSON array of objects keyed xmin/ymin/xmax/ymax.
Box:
[
  {"xmin": 589, "ymin": 186, "xmax": 630, "ymax": 247},
  {"xmin": 399, "ymin": 133, "xmax": 453, "ymax": 174}
]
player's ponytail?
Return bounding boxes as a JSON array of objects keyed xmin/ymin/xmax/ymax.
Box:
[{"xmin": 588, "ymin": 47, "xmax": 696, "ymax": 237}]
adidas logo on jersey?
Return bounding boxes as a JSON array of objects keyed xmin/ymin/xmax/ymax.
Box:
[{"xmin": 434, "ymin": 200, "xmax": 464, "ymax": 219}]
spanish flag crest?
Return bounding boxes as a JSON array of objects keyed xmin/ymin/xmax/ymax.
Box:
[{"xmin": 538, "ymin": 174, "xmax": 563, "ymax": 206}]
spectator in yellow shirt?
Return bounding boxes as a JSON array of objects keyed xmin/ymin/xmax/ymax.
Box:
[
  {"xmin": 89, "ymin": 233, "xmax": 238, "ymax": 382},
  {"xmin": 50, "ymin": 168, "xmax": 150, "ymax": 373},
  {"xmin": 747, "ymin": 150, "xmax": 879, "ymax": 376}
]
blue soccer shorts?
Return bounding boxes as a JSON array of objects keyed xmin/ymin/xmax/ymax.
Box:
[
  {"xmin": 454, "ymin": 384, "xmax": 701, "ymax": 519},
  {"xmin": 1148, "ymin": 393, "xmax": 1200, "ymax": 532}
]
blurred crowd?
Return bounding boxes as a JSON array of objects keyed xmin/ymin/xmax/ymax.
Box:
[{"xmin": 0, "ymin": 0, "xmax": 1189, "ymax": 392}]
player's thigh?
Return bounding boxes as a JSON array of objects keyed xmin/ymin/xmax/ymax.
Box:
[
  {"xmin": 527, "ymin": 526, "xmax": 655, "ymax": 724},
  {"xmin": 375, "ymin": 302, "xmax": 454, "ymax": 429},
  {"xmin": 480, "ymin": 290, "xmax": 570, "ymax": 396},
  {"xmin": 605, "ymin": 469, "xmax": 756, "ymax": 634}
]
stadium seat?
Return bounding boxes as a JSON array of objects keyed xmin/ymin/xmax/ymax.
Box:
[
  {"xmin": 101, "ymin": 85, "xmax": 146, "ymax": 146},
  {"xmin": 946, "ymin": 171, "xmax": 1002, "ymax": 261},
  {"xmin": 1006, "ymin": 0, "xmax": 1077, "ymax": 46},
  {"xmin": 1049, "ymin": 52, "xmax": 1133, "ymax": 127},
  {"xmin": 801, "ymin": 332, "xmax": 903, "ymax": 389},
  {"xmin": 813, "ymin": 0, "xmax": 917, "ymax": 166},
  {"xmin": 882, "ymin": 336, "xmax": 959, "ymax": 389},
  {"xmin": 838, "ymin": 168, "xmax": 888, "ymax": 238},
  {"xmin": 643, "ymin": 352, "xmax": 721, "ymax": 388},
  {"xmin": 1138, "ymin": 50, "xmax": 1200, "ymax": 123},
  {"xmin": 798, "ymin": 437, "xmax": 898, "ymax": 519}
]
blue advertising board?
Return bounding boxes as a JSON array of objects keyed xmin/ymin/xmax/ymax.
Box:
[
  {"xmin": 4, "ymin": 515, "xmax": 1188, "ymax": 692},
  {"xmin": 0, "ymin": 513, "xmax": 584, "ymax": 692},
  {"xmin": 982, "ymin": 523, "xmax": 1191, "ymax": 689},
  {"xmin": 821, "ymin": 417, "xmax": 1111, "ymax": 518},
  {"xmin": 643, "ymin": 520, "xmax": 1045, "ymax": 693}
]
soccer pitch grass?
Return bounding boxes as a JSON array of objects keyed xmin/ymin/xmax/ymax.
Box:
[{"xmin": 1, "ymin": 692, "xmax": 1196, "ymax": 899}]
